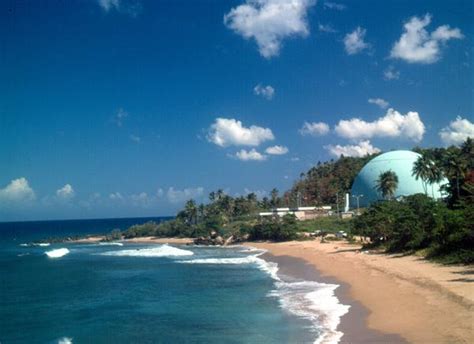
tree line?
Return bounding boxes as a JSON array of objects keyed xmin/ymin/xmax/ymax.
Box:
[{"xmin": 354, "ymin": 138, "xmax": 473, "ymax": 263}]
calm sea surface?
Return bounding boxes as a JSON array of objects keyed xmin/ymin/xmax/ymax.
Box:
[{"xmin": 0, "ymin": 218, "xmax": 348, "ymax": 343}]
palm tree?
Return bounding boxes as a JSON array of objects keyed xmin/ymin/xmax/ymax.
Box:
[
  {"xmin": 270, "ymin": 188, "xmax": 279, "ymax": 208},
  {"xmin": 442, "ymin": 150, "xmax": 467, "ymax": 199},
  {"xmin": 412, "ymin": 154, "xmax": 434, "ymax": 194},
  {"xmin": 376, "ymin": 170, "xmax": 399, "ymax": 200},
  {"xmin": 184, "ymin": 199, "xmax": 198, "ymax": 225}
]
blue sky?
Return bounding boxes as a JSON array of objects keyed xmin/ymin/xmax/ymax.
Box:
[{"xmin": 1, "ymin": 0, "xmax": 473, "ymax": 221}]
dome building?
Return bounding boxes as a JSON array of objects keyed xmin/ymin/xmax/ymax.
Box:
[{"xmin": 350, "ymin": 150, "xmax": 448, "ymax": 208}]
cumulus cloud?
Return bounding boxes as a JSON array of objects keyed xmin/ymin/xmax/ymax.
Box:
[
  {"xmin": 207, "ymin": 118, "xmax": 274, "ymax": 147},
  {"xmin": 167, "ymin": 187, "xmax": 204, "ymax": 204},
  {"xmin": 109, "ymin": 192, "xmax": 124, "ymax": 201},
  {"xmin": 318, "ymin": 23, "xmax": 337, "ymax": 33},
  {"xmin": 114, "ymin": 108, "xmax": 128, "ymax": 127},
  {"xmin": 325, "ymin": 140, "xmax": 381, "ymax": 157},
  {"xmin": 129, "ymin": 134, "xmax": 141, "ymax": 143},
  {"xmin": 299, "ymin": 121, "xmax": 330, "ymax": 136},
  {"xmin": 335, "ymin": 108, "xmax": 425, "ymax": 142},
  {"xmin": 323, "ymin": 1, "xmax": 346, "ymax": 10},
  {"xmin": 390, "ymin": 14, "xmax": 463, "ymax": 64},
  {"xmin": 224, "ymin": 0, "xmax": 316, "ymax": 58},
  {"xmin": 368, "ymin": 98, "xmax": 389, "ymax": 109},
  {"xmin": 0, "ymin": 178, "xmax": 36, "ymax": 203},
  {"xmin": 383, "ymin": 65, "xmax": 400, "ymax": 80},
  {"xmin": 243, "ymin": 188, "xmax": 268, "ymax": 199},
  {"xmin": 439, "ymin": 117, "xmax": 474, "ymax": 146},
  {"xmin": 265, "ymin": 145, "xmax": 289, "ymax": 155},
  {"xmin": 56, "ymin": 184, "xmax": 75, "ymax": 200},
  {"xmin": 254, "ymin": 84, "xmax": 275, "ymax": 99},
  {"xmin": 233, "ymin": 148, "xmax": 267, "ymax": 161},
  {"xmin": 130, "ymin": 192, "xmax": 152, "ymax": 207},
  {"xmin": 344, "ymin": 27, "xmax": 370, "ymax": 55},
  {"xmin": 98, "ymin": 0, "xmax": 120, "ymax": 11},
  {"xmin": 97, "ymin": 0, "xmax": 141, "ymax": 17}
]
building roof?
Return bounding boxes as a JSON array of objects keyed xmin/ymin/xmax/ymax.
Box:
[{"xmin": 350, "ymin": 150, "xmax": 448, "ymax": 207}]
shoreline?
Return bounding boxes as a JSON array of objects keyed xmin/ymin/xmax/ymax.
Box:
[
  {"xmin": 249, "ymin": 240, "xmax": 473, "ymax": 344},
  {"xmin": 261, "ymin": 252, "xmax": 406, "ymax": 344},
  {"xmin": 68, "ymin": 235, "xmax": 473, "ymax": 342}
]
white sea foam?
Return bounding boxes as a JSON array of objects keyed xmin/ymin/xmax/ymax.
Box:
[
  {"xmin": 269, "ymin": 280, "xmax": 350, "ymax": 344},
  {"xmin": 101, "ymin": 244, "xmax": 193, "ymax": 257},
  {"xmin": 57, "ymin": 337, "xmax": 73, "ymax": 344},
  {"xmin": 180, "ymin": 253, "xmax": 280, "ymax": 280},
  {"xmin": 20, "ymin": 242, "xmax": 51, "ymax": 247},
  {"xmin": 98, "ymin": 242, "xmax": 124, "ymax": 246},
  {"xmin": 183, "ymin": 248, "xmax": 349, "ymax": 344},
  {"xmin": 45, "ymin": 248, "xmax": 70, "ymax": 258}
]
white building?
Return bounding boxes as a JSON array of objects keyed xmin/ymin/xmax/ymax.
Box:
[{"xmin": 259, "ymin": 206, "xmax": 332, "ymax": 221}]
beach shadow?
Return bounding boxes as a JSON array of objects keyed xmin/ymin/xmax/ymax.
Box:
[
  {"xmin": 329, "ymin": 248, "xmax": 362, "ymax": 254},
  {"xmin": 452, "ymin": 270, "xmax": 474, "ymax": 276},
  {"xmin": 448, "ymin": 278, "xmax": 474, "ymax": 283}
]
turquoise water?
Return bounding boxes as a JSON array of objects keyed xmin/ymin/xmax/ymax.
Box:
[{"xmin": 0, "ymin": 219, "xmax": 349, "ymax": 343}]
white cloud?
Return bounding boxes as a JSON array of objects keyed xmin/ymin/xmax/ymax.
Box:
[
  {"xmin": 243, "ymin": 188, "xmax": 268, "ymax": 199},
  {"xmin": 390, "ymin": 14, "xmax": 463, "ymax": 64},
  {"xmin": 254, "ymin": 84, "xmax": 275, "ymax": 99},
  {"xmin": 0, "ymin": 178, "xmax": 36, "ymax": 203},
  {"xmin": 97, "ymin": 0, "xmax": 141, "ymax": 17},
  {"xmin": 207, "ymin": 118, "xmax": 274, "ymax": 147},
  {"xmin": 233, "ymin": 148, "xmax": 267, "ymax": 161},
  {"xmin": 114, "ymin": 108, "xmax": 128, "ymax": 127},
  {"xmin": 98, "ymin": 0, "xmax": 120, "ymax": 11},
  {"xmin": 130, "ymin": 192, "xmax": 152, "ymax": 207},
  {"xmin": 368, "ymin": 98, "xmax": 389, "ymax": 109},
  {"xmin": 109, "ymin": 192, "xmax": 124, "ymax": 201},
  {"xmin": 224, "ymin": 0, "xmax": 316, "ymax": 58},
  {"xmin": 299, "ymin": 121, "xmax": 330, "ymax": 136},
  {"xmin": 129, "ymin": 134, "xmax": 141, "ymax": 143},
  {"xmin": 265, "ymin": 145, "xmax": 289, "ymax": 155},
  {"xmin": 318, "ymin": 23, "xmax": 337, "ymax": 33},
  {"xmin": 167, "ymin": 187, "xmax": 204, "ymax": 204},
  {"xmin": 324, "ymin": 1, "xmax": 346, "ymax": 10},
  {"xmin": 383, "ymin": 65, "xmax": 400, "ymax": 80},
  {"xmin": 325, "ymin": 140, "xmax": 381, "ymax": 157},
  {"xmin": 56, "ymin": 184, "xmax": 75, "ymax": 200},
  {"xmin": 344, "ymin": 27, "xmax": 370, "ymax": 55},
  {"xmin": 335, "ymin": 108, "xmax": 425, "ymax": 142},
  {"xmin": 439, "ymin": 117, "xmax": 474, "ymax": 146}
]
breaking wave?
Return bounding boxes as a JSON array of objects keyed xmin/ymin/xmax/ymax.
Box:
[
  {"xmin": 101, "ymin": 244, "xmax": 193, "ymax": 257},
  {"xmin": 20, "ymin": 242, "xmax": 51, "ymax": 247},
  {"xmin": 45, "ymin": 248, "xmax": 70, "ymax": 258},
  {"xmin": 181, "ymin": 249, "xmax": 349, "ymax": 343},
  {"xmin": 98, "ymin": 242, "xmax": 123, "ymax": 246}
]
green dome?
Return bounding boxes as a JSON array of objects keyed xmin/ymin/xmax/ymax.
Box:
[{"xmin": 350, "ymin": 150, "xmax": 448, "ymax": 207}]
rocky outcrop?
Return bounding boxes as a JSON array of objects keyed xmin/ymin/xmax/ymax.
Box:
[{"xmin": 192, "ymin": 231, "xmax": 248, "ymax": 246}]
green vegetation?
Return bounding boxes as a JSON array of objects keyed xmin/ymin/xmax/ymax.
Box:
[
  {"xmin": 285, "ymin": 155, "xmax": 376, "ymax": 209},
  {"xmin": 113, "ymin": 138, "xmax": 472, "ymax": 264},
  {"xmin": 354, "ymin": 138, "xmax": 473, "ymax": 264},
  {"xmin": 376, "ymin": 170, "xmax": 399, "ymax": 200}
]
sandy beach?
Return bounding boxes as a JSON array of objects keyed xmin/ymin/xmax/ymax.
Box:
[{"xmin": 249, "ymin": 240, "xmax": 474, "ymax": 344}]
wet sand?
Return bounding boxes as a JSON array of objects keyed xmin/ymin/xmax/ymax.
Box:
[
  {"xmin": 263, "ymin": 253, "xmax": 406, "ymax": 343},
  {"xmin": 250, "ymin": 240, "xmax": 474, "ymax": 343}
]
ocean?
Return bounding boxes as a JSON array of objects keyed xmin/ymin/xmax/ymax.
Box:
[{"xmin": 0, "ymin": 218, "xmax": 349, "ymax": 344}]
